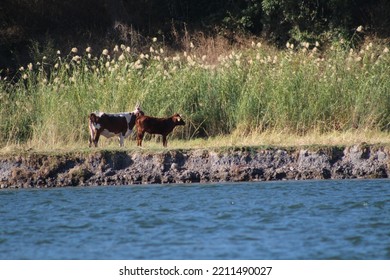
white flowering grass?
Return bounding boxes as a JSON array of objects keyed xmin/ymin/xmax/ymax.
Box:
[{"xmin": 0, "ymin": 38, "xmax": 389, "ymax": 148}]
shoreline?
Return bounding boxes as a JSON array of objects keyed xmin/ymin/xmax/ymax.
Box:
[{"xmin": 0, "ymin": 144, "xmax": 389, "ymax": 188}]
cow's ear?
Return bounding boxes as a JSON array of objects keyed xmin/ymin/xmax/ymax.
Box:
[{"xmin": 89, "ymin": 113, "xmax": 96, "ymax": 122}]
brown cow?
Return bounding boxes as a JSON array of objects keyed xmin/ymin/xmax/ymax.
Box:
[{"xmin": 136, "ymin": 113, "xmax": 185, "ymax": 147}]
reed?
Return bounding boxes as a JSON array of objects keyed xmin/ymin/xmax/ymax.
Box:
[{"xmin": 1, "ymin": 37, "xmax": 389, "ymax": 148}]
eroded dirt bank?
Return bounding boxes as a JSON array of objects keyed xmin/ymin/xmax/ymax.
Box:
[{"xmin": 1, "ymin": 144, "xmax": 389, "ymax": 188}]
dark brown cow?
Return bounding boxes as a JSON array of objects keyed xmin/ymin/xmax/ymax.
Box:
[{"xmin": 136, "ymin": 113, "xmax": 185, "ymax": 147}]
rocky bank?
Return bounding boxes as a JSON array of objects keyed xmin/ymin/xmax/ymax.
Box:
[{"xmin": 0, "ymin": 144, "xmax": 389, "ymax": 188}]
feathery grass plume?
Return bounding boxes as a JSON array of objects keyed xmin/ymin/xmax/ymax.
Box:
[{"xmin": 0, "ymin": 35, "xmax": 389, "ymax": 147}]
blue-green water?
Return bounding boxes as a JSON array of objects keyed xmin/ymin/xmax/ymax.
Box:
[{"xmin": 1, "ymin": 179, "xmax": 390, "ymax": 259}]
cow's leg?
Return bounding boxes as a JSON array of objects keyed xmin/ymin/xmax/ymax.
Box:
[
  {"xmin": 137, "ymin": 131, "xmax": 144, "ymax": 146},
  {"xmin": 93, "ymin": 132, "xmax": 100, "ymax": 147},
  {"xmin": 89, "ymin": 132, "xmax": 95, "ymax": 147},
  {"xmin": 119, "ymin": 135, "xmax": 124, "ymax": 147},
  {"xmin": 162, "ymin": 135, "xmax": 167, "ymax": 147},
  {"xmin": 88, "ymin": 122, "xmax": 94, "ymax": 147}
]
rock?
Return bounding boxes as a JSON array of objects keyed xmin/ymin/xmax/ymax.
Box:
[{"xmin": 0, "ymin": 144, "xmax": 389, "ymax": 187}]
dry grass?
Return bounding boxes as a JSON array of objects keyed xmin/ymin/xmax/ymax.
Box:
[
  {"xmin": 171, "ymin": 129, "xmax": 390, "ymax": 149},
  {"xmin": 1, "ymin": 130, "xmax": 389, "ymax": 156}
]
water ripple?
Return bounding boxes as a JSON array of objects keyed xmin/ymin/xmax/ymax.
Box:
[
  {"xmin": 0, "ymin": 179, "xmax": 389, "ymax": 259},
  {"xmin": 56, "ymin": 223, "xmax": 93, "ymax": 230}
]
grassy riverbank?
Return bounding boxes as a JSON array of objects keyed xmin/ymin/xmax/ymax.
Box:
[
  {"xmin": 1, "ymin": 130, "xmax": 389, "ymax": 156},
  {"xmin": 1, "ymin": 141, "xmax": 389, "ymax": 188},
  {"xmin": 1, "ymin": 36, "xmax": 389, "ymax": 150}
]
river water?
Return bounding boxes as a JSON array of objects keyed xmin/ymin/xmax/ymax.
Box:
[{"xmin": 0, "ymin": 179, "xmax": 389, "ymax": 260}]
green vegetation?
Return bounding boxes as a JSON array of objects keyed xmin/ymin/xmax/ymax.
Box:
[
  {"xmin": 2, "ymin": 1, "xmax": 390, "ymax": 47},
  {"xmin": 1, "ymin": 1, "xmax": 390, "ymax": 153},
  {"xmin": 1, "ymin": 34, "xmax": 389, "ymax": 150}
]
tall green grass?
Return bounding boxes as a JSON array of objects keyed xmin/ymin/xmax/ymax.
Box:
[{"xmin": 1, "ymin": 39, "xmax": 389, "ymax": 147}]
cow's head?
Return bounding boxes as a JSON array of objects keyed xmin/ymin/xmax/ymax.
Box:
[
  {"xmin": 89, "ymin": 113, "xmax": 99, "ymax": 123},
  {"xmin": 134, "ymin": 102, "xmax": 141, "ymax": 112},
  {"xmin": 132, "ymin": 103, "xmax": 145, "ymax": 117},
  {"xmin": 173, "ymin": 113, "xmax": 185, "ymax": 126},
  {"xmin": 89, "ymin": 112, "xmax": 106, "ymax": 130}
]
